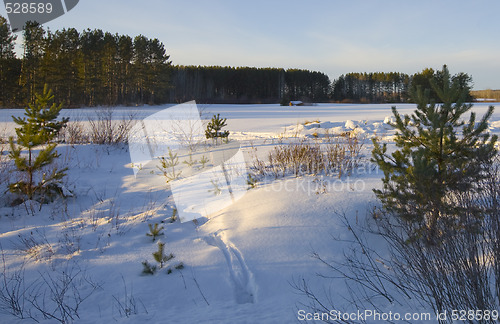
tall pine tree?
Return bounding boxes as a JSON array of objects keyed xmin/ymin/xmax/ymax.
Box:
[
  {"xmin": 116, "ymin": 35, "xmax": 134, "ymax": 104},
  {"xmin": 0, "ymin": 16, "xmax": 20, "ymax": 106},
  {"xmin": 0, "ymin": 16, "xmax": 15, "ymax": 59},
  {"xmin": 372, "ymin": 65, "xmax": 497, "ymax": 244},
  {"xmin": 21, "ymin": 21, "xmax": 45, "ymax": 105}
]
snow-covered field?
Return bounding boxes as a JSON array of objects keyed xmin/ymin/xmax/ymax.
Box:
[{"xmin": 0, "ymin": 102, "xmax": 499, "ymax": 323}]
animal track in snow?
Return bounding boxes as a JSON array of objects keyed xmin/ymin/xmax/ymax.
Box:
[{"xmin": 204, "ymin": 231, "xmax": 256, "ymax": 304}]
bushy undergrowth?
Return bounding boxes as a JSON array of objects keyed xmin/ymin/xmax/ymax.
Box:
[
  {"xmin": 252, "ymin": 132, "xmax": 364, "ymax": 179},
  {"xmin": 299, "ymin": 160, "xmax": 500, "ymax": 324},
  {"xmin": 59, "ymin": 108, "xmax": 137, "ymax": 145},
  {"xmin": 88, "ymin": 108, "xmax": 136, "ymax": 145}
]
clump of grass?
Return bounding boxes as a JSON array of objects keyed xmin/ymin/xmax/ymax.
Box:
[
  {"xmin": 304, "ymin": 120, "xmax": 320, "ymax": 125},
  {"xmin": 253, "ymin": 132, "xmax": 364, "ymax": 179}
]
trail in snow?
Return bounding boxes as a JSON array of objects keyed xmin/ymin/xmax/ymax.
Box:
[{"xmin": 204, "ymin": 231, "xmax": 257, "ymax": 304}]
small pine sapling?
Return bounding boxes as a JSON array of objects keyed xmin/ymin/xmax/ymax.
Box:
[
  {"xmin": 208, "ymin": 179, "xmax": 222, "ymax": 196},
  {"xmin": 205, "ymin": 114, "xmax": 229, "ymax": 145},
  {"xmin": 247, "ymin": 173, "xmax": 258, "ymax": 189},
  {"xmin": 9, "ymin": 85, "xmax": 69, "ymax": 202},
  {"xmin": 167, "ymin": 208, "xmax": 177, "ymax": 223},
  {"xmin": 146, "ymin": 223, "xmax": 164, "ymax": 241},
  {"xmin": 183, "ymin": 158, "xmax": 197, "ymax": 168},
  {"xmin": 166, "ymin": 262, "xmax": 184, "ymax": 275},
  {"xmin": 158, "ymin": 148, "xmax": 182, "ymax": 182},
  {"xmin": 199, "ymin": 155, "xmax": 209, "ymax": 168},
  {"xmin": 141, "ymin": 261, "xmax": 157, "ymax": 275},
  {"xmin": 152, "ymin": 241, "xmax": 174, "ymax": 269}
]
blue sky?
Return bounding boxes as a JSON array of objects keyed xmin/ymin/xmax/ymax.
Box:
[{"xmin": 3, "ymin": 0, "xmax": 500, "ymax": 89}]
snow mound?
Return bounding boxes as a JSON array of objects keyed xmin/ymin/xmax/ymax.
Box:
[
  {"xmin": 344, "ymin": 119, "xmax": 357, "ymax": 129},
  {"xmin": 383, "ymin": 116, "xmax": 394, "ymax": 124}
]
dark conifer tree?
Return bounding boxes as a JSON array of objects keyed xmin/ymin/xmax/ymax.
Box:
[
  {"xmin": 21, "ymin": 21, "xmax": 45, "ymax": 104},
  {"xmin": 117, "ymin": 35, "xmax": 134, "ymax": 104},
  {"xmin": 372, "ymin": 66, "xmax": 497, "ymax": 244},
  {"xmin": 9, "ymin": 86, "xmax": 69, "ymax": 202},
  {"xmin": 0, "ymin": 16, "xmax": 20, "ymax": 106},
  {"xmin": 205, "ymin": 113, "xmax": 229, "ymax": 144},
  {"xmin": 133, "ymin": 35, "xmax": 148, "ymax": 104}
]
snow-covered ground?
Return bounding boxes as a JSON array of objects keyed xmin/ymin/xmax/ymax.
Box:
[{"xmin": 0, "ymin": 102, "xmax": 499, "ymax": 323}]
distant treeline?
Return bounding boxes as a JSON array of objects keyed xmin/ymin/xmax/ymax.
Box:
[
  {"xmin": 0, "ymin": 17, "xmax": 171, "ymax": 107},
  {"xmin": 331, "ymin": 68, "xmax": 474, "ymax": 103},
  {"xmin": 471, "ymin": 89, "xmax": 500, "ymax": 101},
  {"xmin": 0, "ymin": 16, "xmax": 476, "ymax": 107},
  {"xmin": 0, "ymin": 17, "xmax": 330, "ymax": 107},
  {"xmin": 332, "ymin": 72, "xmax": 410, "ymax": 103},
  {"xmin": 169, "ymin": 66, "xmax": 330, "ymax": 104}
]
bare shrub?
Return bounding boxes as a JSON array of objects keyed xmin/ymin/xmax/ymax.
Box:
[
  {"xmin": 0, "ymin": 250, "xmax": 27, "ymax": 319},
  {"xmin": 16, "ymin": 230, "xmax": 55, "ymax": 262},
  {"xmin": 59, "ymin": 109, "xmax": 137, "ymax": 145},
  {"xmin": 27, "ymin": 264, "xmax": 100, "ymax": 323},
  {"xmin": 249, "ymin": 141, "xmax": 266, "ymax": 177},
  {"xmin": 0, "ymin": 253, "xmax": 100, "ymax": 324},
  {"xmin": 58, "ymin": 221, "xmax": 83, "ymax": 256},
  {"xmin": 62, "ymin": 119, "xmax": 88, "ymax": 144},
  {"xmin": 112, "ymin": 276, "xmax": 147, "ymax": 319},
  {"xmin": 84, "ymin": 194, "xmax": 121, "ymax": 234},
  {"xmin": 293, "ymin": 211, "xmax": 414, "ymax": 324},
  {"xmin": 88, "ymin": 108, "xmax": 136, "ymax": 145},
  {"xmin": 296, "ymin": 156, "xmax": 500, "ymax": 324}
]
